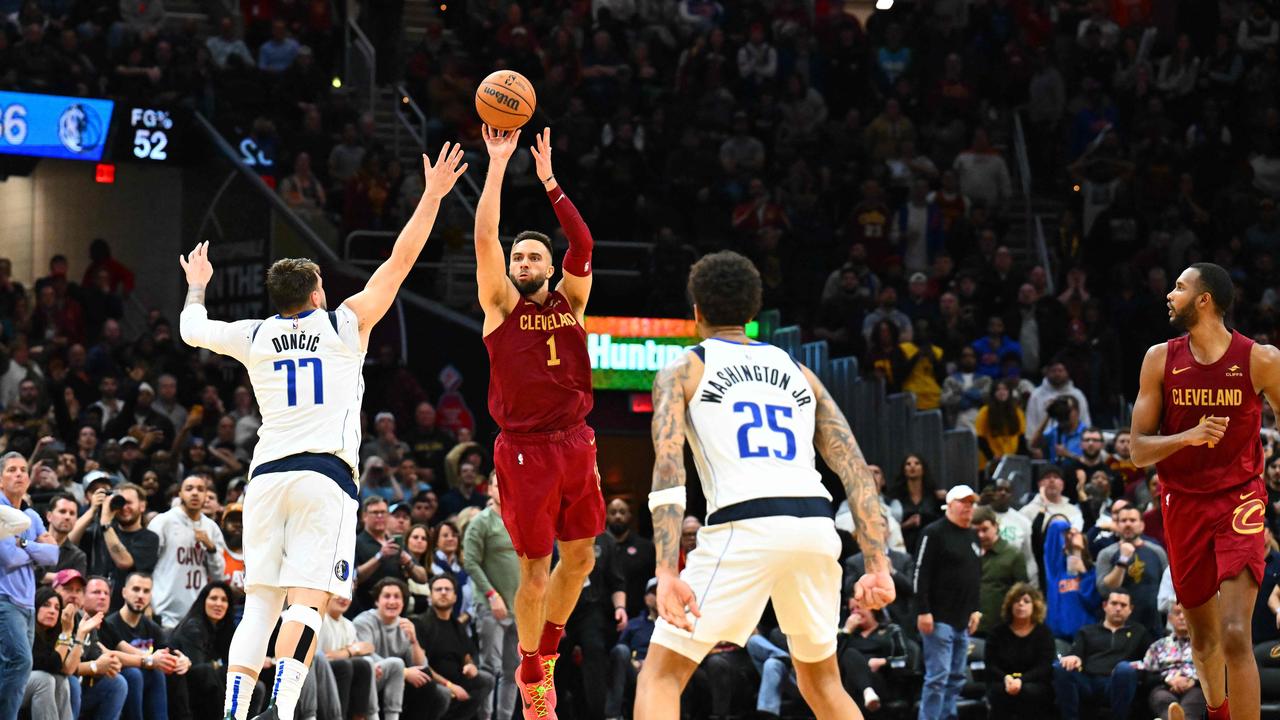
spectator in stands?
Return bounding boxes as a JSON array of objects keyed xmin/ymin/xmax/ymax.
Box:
[
  {"xmin": 837, "ymin": 463, "xmax": 908, "ymax": 555},
  {"xmin": 863, "ymin": 319, "xmax": 906, "ymax": 391},
  {"xmin": 353, "ymin": 577, "xmax": 450, "ymax": 720},
  {"xmin": 981, "ymin": 478, "xmax": 1038, "ymax": 583},
  {"xmin": 415, "ymin": 574, "xmax": 496, "ymax": 719},
  {"xmin": 889, "ymin": 453, "xmax": 941, "ymax": 554},
  {"xmin": 1021, "ymin": 465, "xmax": 1085, "ymax": 531},
  {"xmin": 561, "ymin": 531, "xmax": 627, "ymax": 718},
  {"xmin": 861, "ymin": 287, "xmax": 912, "ymax": 342},
  {"xmin": 985, "ymin": 583, "xmax": 1056, "ymax": 719},
  {"xmin": 940, "ymin": 345, "xmax": 989, "ymax": 431},
  {"xmin": 101, "ymin": 572, "xmax": 190, "ymax": 720},
  {"xmin": 318, "ymin": 594, "xmax": 376, "ymax": 720},
  {"xmin": 257, "ymin": 19, "xmax": 299, "ymax": 73},
  {"xmin": 952, "ymin": 127, "xmax": 1012, "ymax": 210},
  {"xmin": 279, "ymin": 152, "xmax": 327, "ymax": 211},
  {"xmin": 411, "ymin": 490, "xmax": 440, "ymax": 528},
  {"xmin": 407, "ymin": 402, "xmax": 453, "ymax": 481},
  {"xmin": 148, "ymin": 478, "xmax": 224, "ymax": 624},
  {"xmin": 438, "ymin": 462, "xmax": 487, "ymax": 519},
  {"xmin": 606, "ymin": 499, "xmax": 656, "ymax": 618},
  {"xmin": 1025, "ymin": 361, "xmax": 1093, "ymax": 443},
  {"xmin": 971, "ymin": 315, "xmax": 1020, "ymax": 379},
  {"xmin": 1107, "ymin": 429, "xmax": 1145, "ymax": 499},
  {"xmin": 462, "ymin": 474, "xmax": 519, "ymax": 720},
  {"xmin": 976, "ymin": 506, "xmax": 1029, "ymax": 635},
  {"xmin": 168, "ymin": 581, "xmax": 233, "ymax": 720},
  {"xmin": 23, "ymin": 586, "xmax": 79, "ymax": 720},
  {"xmin": 206, "ymin": 17, "xmax": 254, "ymax": 69},
  {"xmin": 353, "ymin": 497, "xmax": 409, "ymax": 614},
  {"xmin": 897, "ymin": 320, "xmax": 946, "ymax": 411},
  {"xmin": 836, "ymin": 598, "xmax": 898, "ymax": 714},
  {"xmin": 41, "ymin": 492, "xmax": 88, "ymax": 581},
  {"xmin": 76, "ymin": 576, "xmax": 128, "ymax": 720},
  {"xmin": 327, "ymin": 124, "xmax": 366, "ymax": 196},
  {"xmin": 1031, "ymin": 394, "xmax": 1087, "ymax": 464},
  {"xmin": 606, "ymin": 577, "xmax": 658, "ymax": 720},
  {"xmin": 1044, "ymin": 519, "xmax": 1101, "ymax": 641},
  {"xmin": 1053, "ymin": 589, "xmax": 1150, "ymax": 720},
  {"xmin": 362, "ymin": 411, "xmax": 412, "ymax": 466},
  {"xmin": 71, "ymin": 481, "xmax": 158, "ymax": 612},
  {"xmin": 745, "ymin": 628, "xmax": 795, "ymax": 718},
  {"xmin": 1095, "ymin": 506, "xmax": 1168, "ymax": 638},
  {"xmin": 0, "ymin": 452, "xmax": 64, "ymax": 719},
  {"xmin": 914, "ymin": 484, "xmax": 982, "ymax": 720},
  {"xmin": 402, "ymin": 523, "xmax": 433, "ymax": 614},
  {"xmin": 430, "ymin": 521, "xmax": 473, "ymax": 622},
  {"xmin": 1144, "ymin": 602, "xmax": 1203, "ymax": 720},
  {"xmin": 975, "ymin": 379, "xmax": 1028, "ymax": 468}
]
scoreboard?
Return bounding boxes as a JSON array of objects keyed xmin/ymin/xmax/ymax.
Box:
[{"xmin": 0, "ymin": 91, "xmax": 189, "ymax": 164}]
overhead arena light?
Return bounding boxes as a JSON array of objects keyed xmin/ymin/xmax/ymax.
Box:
[{"xmin": 848, "ymin": 0, "xmax": 893, "ymax": 25}]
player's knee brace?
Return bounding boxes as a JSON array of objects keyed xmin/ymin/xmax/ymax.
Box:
[
  {"xmin": 279, "ymin": 604, "xmax": 323, "ymax": 662},
  {"xmin": 228, "ymin": 585, "xmax": 287, "ymax": 671}
]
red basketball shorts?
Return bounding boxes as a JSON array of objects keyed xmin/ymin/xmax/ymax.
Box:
[
  {"xmin": 493, "ymin": 423, "xmax": 604, "ymax": 559},
  {"xmin": 1162, "ymin": 474, "xmax": 1267, "ymax": 609}
]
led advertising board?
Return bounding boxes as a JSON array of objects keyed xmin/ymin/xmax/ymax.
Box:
[
  {"xmin": 586, "ymin": 316, "xmax": 760, "ymax": 391},
  {"xmin": 0, "ymin": 91, "xmax": 115, "ymax": 161}
]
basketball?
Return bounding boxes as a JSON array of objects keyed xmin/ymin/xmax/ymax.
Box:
[{"xmin": 475, "ymin": 70, "xmax": 537, "ymax": 131}]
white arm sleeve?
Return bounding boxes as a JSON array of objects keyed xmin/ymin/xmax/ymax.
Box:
[{"xmin": 179, "ymin": 304, "xmax": 260, "ymax": 365}]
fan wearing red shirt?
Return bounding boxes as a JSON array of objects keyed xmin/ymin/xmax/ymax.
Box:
[
  {"xmin": 1131, "ymin": 263, "xmax": 1280, "ymax": 720},
  {"xmin": 474, "ymin": 125, "xmax": 603, "ymax": 720}
]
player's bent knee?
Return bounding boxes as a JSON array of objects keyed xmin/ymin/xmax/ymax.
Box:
[
  {"xmin": 1222, "ymin": 621, "xmax": 1253, "ymax": 657},
  {"xmin": 280, "ymin": 604, "xmax": 324, "ymax": 661}
]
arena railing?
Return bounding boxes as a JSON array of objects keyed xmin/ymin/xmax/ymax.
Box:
[
  {"xmin": 393, "ymin": 84, "xmax": 482, "ymax": 216},
  {"xmin": 343, "ymin": 17, "xmax": 377, "ymax": 115},
  {"xmin": 194, "ymin": 111, "xmax": 481, "ymax": 333}
]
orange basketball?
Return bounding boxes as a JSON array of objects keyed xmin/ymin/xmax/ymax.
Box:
[{"xmin": 475, "ymin": 70, "xmax": 537, "ymax": 131}]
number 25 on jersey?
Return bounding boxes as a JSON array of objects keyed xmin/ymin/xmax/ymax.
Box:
[
  {"xmin": 274, "ymin": 357, "xmax": 324, "ymax": 407},
  {"xmin": 734, "ymin": 401, "xmax": 796, "ymax": 460}
]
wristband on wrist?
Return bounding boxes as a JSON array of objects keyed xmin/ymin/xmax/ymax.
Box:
[
  {"xmin": 542, "ymin": 174, "xmax": 554, "ymax": 184},
  {"xmin": 485, "ymin": 590, "xmax": 497, "ymax": 599},
  {"xmin": 90, "ymin": 660, "xmax": 98, "ymax": 675}
]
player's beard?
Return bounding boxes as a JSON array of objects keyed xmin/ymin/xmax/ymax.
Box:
[
  {"xmin": 1170, "ymin": 301, "xmax": 1198, "ymax": 331},
  {"xmin": 511, "ymin": 271, "xmax": 546, "ymax": 296}
]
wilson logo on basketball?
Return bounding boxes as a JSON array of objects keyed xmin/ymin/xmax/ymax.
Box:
[
  {"xmin": 1231, "ymin": 498, "xmax": 1265, "ymax": 535},
  {"xmin": 481, "ymin": 86, "xmax": 521, "ymax": 110}
]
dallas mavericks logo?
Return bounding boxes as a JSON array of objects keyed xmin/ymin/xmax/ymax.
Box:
[
  {"xmin": 334, "ymin": 560, "xmax": 350, "ymax": 581},
  {"xmin": 58, "ymin": 104, "xmax": 104, "ymax": 154}
]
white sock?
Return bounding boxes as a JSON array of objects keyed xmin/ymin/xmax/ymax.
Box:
[
  {"xmin": 271, "ymin": 658, "xmax": 310, "ymax": 720},
  {"xmin": 224, "ymin": 672, "xmax": 254, "ymax": 720}
]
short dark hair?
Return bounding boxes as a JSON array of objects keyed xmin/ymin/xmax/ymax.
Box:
[
  {"xmin": 429, "ymin": 573, "xmax": 459, "ymax": 595},
  {"xmin": 47, "ymin": 492, "xmax": 78, "ymax": 513},
  {"xmin": 687, "ymin": 251, "xmax": 762, "ymax": 326},
  {"xmin": 1105, "ymin": 587, "xmax": 1132, "ymax": 604},
  {"xmin": 123, "ymin": 570, "xmax": 152, "ymax": 587},
  {"xmin": 1116, "ymin": 505, "xmax": 1143, "ymax": 520},
  {"xmin": 372, "ymin": 577, "xmax": 409, "ymax": 603},
  {"xmin": 266, "ymin": 258, "xmax": 321, "ymax": 314},
  {"xmin": 512, "ymin": 231, "xmax": 553, "ymax": 257},
  {"xmin": 1189, "ymin": 262, "xmax": 1233, "ymax": 317},
  {"xmin": 362, "ymin": 496, "xmax": 388, "ymax": 512},
  {"xmin": 1082, "ymin": 426, "xmax": 1103, "ymax": 439},
  {"xmin": 971, "ymin": 506, "xmax": 998, "ymax": 527}
]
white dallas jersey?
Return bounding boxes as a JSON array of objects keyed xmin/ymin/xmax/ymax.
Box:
[
  {"xmin": 180, "ymin": 303, "xmax": 365, "ymax": 474},
  {"xmin": 685, "ymin": 338, "xmax": 830, "ymax": 515}
]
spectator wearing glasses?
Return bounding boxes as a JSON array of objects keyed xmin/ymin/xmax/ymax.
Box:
[{"xmin": 415, "ymin": 574, "xmax": 496, "ymax": 719}]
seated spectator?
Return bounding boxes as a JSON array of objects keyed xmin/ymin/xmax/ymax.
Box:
[
  {"xmin": 974, "ymin": 379, "xmax": 1027, "ymax": 468},
  {"xmin": 415, "ymin": 574, "xmax": 496, "ymax": 719},
  {"xmin": 74, "ymin": 575, "xmax": 128, "ymax": 720},
  {"xmin": 1031, "ymin": 394, "xmax": 1087, "ymax": 464},
  {"xmin": 1094, "ymin": 506, "xmax": 1168, "ymax": 638},
  {"xmin": 976, "ymin": 506, "xmax": 1029, "ymax": 635},
  {"xmin": 1024, "ymin": 361, "xmax": 1092, "ymax": 444},
  {"xmin": 101, "ymin": 572, "xmax": 191, "ymax": 720},
  {"xmin": 837, "ymin": 598, "xmax": 899, "ymax": 713},
  {"xmin": 940, "ymin": 346, "xmax": 990, "ymax": 431},
  {"xmin": 360, "ymin": 457, "xmax": 406, "ymax": 504},
  {"xmin": 168, "ymin": 582, "xmax": 234, "ymax": 720},
  {"xmin": 1044, "ymin": 518, "xmax": 1101, "ymax": 640},
  {"xmin": 257, "ymin": 20, "xmax": 300, "ymax": 73},
  {"xmin": 353, "ymin": 577, "xmax": 451, "ymax": 720},
  {"xmin": 1020, "ymin": 465, "xmax": 1084, "ymax": 531},
  {"xmin": 318, "ymin": 594, "xmax": 375, "ymax": 720},
  {"xmin": 24, "ymin": 587, "xmax": 81, "ymax": 720},
  {"xmin": 986, "ymin": 583, "xmax": 1056, "ymax": 719},
  {"xmin": 896, "ymin": 320, "xmax": 945, "ymax": 411},
  {"xmin": 352, "ymin": 497, "xmax": 409, "ymax": 615},
  {"xmin": 438, "ymin": 462, "xmax": 488, "ymax": 518},
  {"xmin": 971, "ymin": 315, "xmax": 1021, "ymax": 378},
  {"xmin": 606, "ymin": 577, "xmax": 658, "ymax": 720},
  {"xmin": 431, "ymin": 521, "xmax": 473, "ymax": 622},
  {"xmin": 1053, "ymin": 589, "xmax": 1151, "ymax": 720},
  {"xmin": 835, "ymin": 464, "xmax": 907, "ymax": 555},
  {"xmin": 279, "ymin": 153, "xmax": 327, "ymax": 211},
  {"xmin": 206, "ymin": 17, "xmax": 254, "ymax": 70},
  {"xmin": 397, "ymin": 521, "xmax": 432, "ymax": 613},
  {"xmin": 980, "ymin": 479, "xmax": 1038, "ymax": 586},
  {"xmin": 746, "ymin": 629, "xmax": 794, "ymax": 717},
  {"xmin": 1143, "ymin": 602, "xmax": 1203, "ymax": 720}
]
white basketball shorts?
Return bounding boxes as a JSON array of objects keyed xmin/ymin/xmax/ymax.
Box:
[
  {"xmin": 650, "ymin": 515, "xmax": 842, "ymax": 664},
  {"xmin": 242, "ymin": 469, "xmax": 358, "ymax": 599}
]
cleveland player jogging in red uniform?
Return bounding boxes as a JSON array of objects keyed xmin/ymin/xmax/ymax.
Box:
[
  {"xmin": 1131, "ymin": 263, "xmax": 1280, "ymax": 720},
  {"xmin": 474, "ymin": 125, "xmax": 602, "ymax": 720}
]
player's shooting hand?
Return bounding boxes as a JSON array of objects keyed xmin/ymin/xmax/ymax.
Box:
[
  {"xmin": 481, "ymin": 124, "xmax": 521, "ymax": 163},
  {"xmin": 530, "ymin": 127, "xmax": 554, "ymax": 185},
  {"xmin": 655, "ymin": 572, "xmax": 701, "ymax": 632},
  {"xmin": 853, "ymin": 570, "xmax": 896, "ymax": 611},
  {"xmin": 423, "ymin": 142, "xmax": 468, "ymax": 201},
  {"xmin": 1185, "ymin": 416, "xmax": 1229, "ymax": 447},
  {"xmin": 178, "ymin": 241, "xmax": 214, "ymax": 287}
]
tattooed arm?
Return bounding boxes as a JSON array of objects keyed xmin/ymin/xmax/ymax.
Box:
[
  {"xmin": 801, "ymin": 365, "xmax": 897, "ymax": 609},
  {"xmin": 649, "ymin": 350, "xmax": 701, "ymax": 631}
]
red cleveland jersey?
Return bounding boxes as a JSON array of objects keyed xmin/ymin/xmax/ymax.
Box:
[
  {"xmin": 484, "ymin": 290, "xmax": 592, "ymax": 433},
  {"xmin": 1155, "ymin": 330, "xmax": 1263, "ymax": 494}
]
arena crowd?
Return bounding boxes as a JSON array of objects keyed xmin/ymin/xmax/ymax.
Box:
[{"xmin": 6, "ymin": 0, "xmax": 1280, "ymax": 719}]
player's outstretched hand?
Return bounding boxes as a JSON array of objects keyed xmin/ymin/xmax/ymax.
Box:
[
  {"xmin": 481, "ymin": 124, "xmax": 521, "ymax": 162},
  {"xmin": 178, "ymin": 241, "xmax": 213, "ymax": 287},
  {"xmin": 1185, "ymin": 415, "xmax": 1229, "ymax": 447},
  {"xmin": 656, "ymin": 574, "xmax": 700, "ymax": 632},
  {"xmin": 530, "ymin": 127, "xmax": 553, "ymax": 183},
  {"xmin": 422, "ymin": 142, "xmax": 468, "ymax": 201},
  {"xmin": 853, "ymin": 569, "xmax": 896, "ymax": 611}
]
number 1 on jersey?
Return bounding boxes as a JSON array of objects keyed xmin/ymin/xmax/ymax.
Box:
[
  {"xmin": 546, "ymin": 336, "xmax": 561, "ymax": 367},
  {"xmin": 274, "ymin": 357, "xmax": 325, "ymax": 407}
]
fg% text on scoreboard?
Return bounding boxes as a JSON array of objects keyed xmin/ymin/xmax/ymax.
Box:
[{"xmin": 129, "ymin": 107, "xmax": 174, "ymax": 161}]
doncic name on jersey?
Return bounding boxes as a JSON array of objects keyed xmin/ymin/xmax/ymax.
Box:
[
  {"xmin": 270, "ymin": 328, "xmax": 323, "ymax": 353},
  {"xmin": 699, "ymin": 361, "xmax": 813, "ymax": 407}
]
